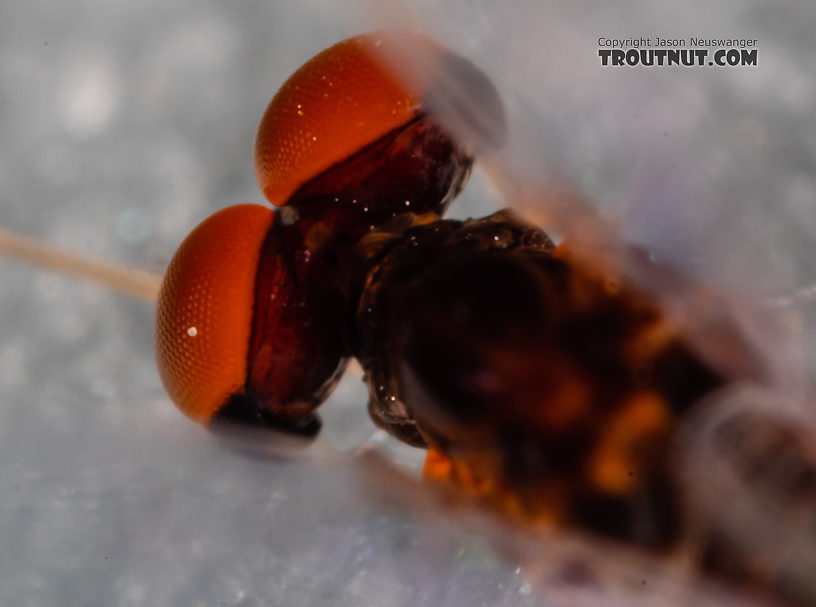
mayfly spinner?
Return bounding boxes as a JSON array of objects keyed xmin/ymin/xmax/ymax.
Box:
[{"xmin": 146, "ymin": 32, "xmax": 816, "ymax": 607}]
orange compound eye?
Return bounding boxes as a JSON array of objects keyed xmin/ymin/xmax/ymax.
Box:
[
  {"xmin": 155, "ymin": 204, "xmax": 349, "ymax": 437},
  {"xmin": 254, "ymin": 33, "xmax": 428, "ymax": 207},
  {"xmin": 155, "ymin": 204, "xmax": 272, "ymax": 426},
  {"xmin": 253, "ymin": 31, "xmax": 508, "ymax": 242}
]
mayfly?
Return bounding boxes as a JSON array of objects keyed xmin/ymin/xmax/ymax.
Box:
[{"xmin": 3, "ymin": 4, "xmax": 816, "ymax": 606}]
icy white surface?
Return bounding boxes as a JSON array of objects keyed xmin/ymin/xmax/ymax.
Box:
[{"xmin": 1, "ymin": 1, "xmax": 815, "ymax": 606}]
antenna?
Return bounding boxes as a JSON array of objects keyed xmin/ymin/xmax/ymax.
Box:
[{"xmin": 0, "ymin": 225, "xmax": 162, "ymax": 302}]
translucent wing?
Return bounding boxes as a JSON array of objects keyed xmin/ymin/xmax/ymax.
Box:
[
  {"xmin": 359, "ymin": 1, "xmax": 816, "ymax": 604},
  {"xmin": 675, "ymin": 385, "xmax": 816, "ymax": 605},
  {"xmin": 364, "ymin": 0, "xmax": 816, "ymax": 403},
  {"xmin": 356, "ymin": 450, "xmax": 776, "ymax": 607}
]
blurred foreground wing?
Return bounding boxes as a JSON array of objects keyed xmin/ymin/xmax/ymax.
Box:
[
  {"xmin": 353, "ymin": 449, "xmax": 777, "ymax": 607},
  {"xmin": 676, "ymin": 385, "xmax": 816, "ymax": 605},
  {"xmin": 362, "ymin": 1, "xmax": 816, "ymax": 402}
]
